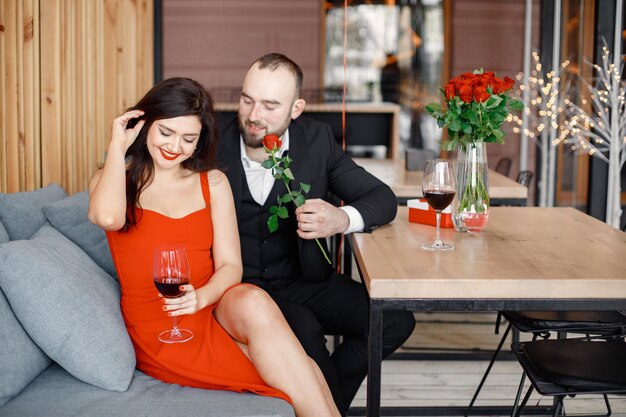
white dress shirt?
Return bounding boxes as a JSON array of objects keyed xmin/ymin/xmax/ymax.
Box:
[{"xmin": 240, "ymin": 129, "xmax": 365, "ymax": 234}]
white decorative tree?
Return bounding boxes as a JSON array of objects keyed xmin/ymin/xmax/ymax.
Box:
[
  {"xmin": 560, "ymin": 45, "xmax": 626, "ymax": 228},
  {"xmin": 509, "ymin": 52, "xmax": 570, "ymax": 207}
]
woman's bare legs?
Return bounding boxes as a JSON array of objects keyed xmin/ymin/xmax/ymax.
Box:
[
  {"xmin": 214, "ymin": 285, "xmax": 341, "ymax": 417},
  {"xmin": 309, "ymin": 357, "xmax": 339, "ymax": 414}
]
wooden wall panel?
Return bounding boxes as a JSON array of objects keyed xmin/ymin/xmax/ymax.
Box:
[
  {"xmin": 0, "ymin": 0, "xmax": 18, "ymax": 193},
  {"xmin": 40, "ymin": 0, "xmax": 153, "ymax": 194},
  {"xmin": 162, "ymin": 0, "xmax": 322, "ymax": 92},
  {"xmin": 0, "ymin": 0, "xmax": 40, "ymax": 193},
  {"xmin": 1, "ymin": 0, "xmax": 153, "ymax": 194}
]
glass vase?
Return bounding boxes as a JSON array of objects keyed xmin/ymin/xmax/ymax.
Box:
[{"xmin": 452, "ymin": 142, "xmax": 490, "ymax": 233}]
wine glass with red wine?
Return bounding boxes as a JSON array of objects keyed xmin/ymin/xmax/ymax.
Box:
[
  {"xmin": 421, "ymin": 160, "xmax": 456, "ymax": 251},
  {"xmin": 153, "ymin": 244, "xmax": 193, "ymax": 343}
]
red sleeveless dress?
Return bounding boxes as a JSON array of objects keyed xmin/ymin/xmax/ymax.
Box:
[{"xmin": 106, "ymin": 172, "xmax": 289, "ymax": 402}]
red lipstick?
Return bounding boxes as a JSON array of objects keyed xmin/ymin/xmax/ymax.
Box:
[{"xmin": 159, "ymin": 148, "xmax": 181, "ymax": 161}]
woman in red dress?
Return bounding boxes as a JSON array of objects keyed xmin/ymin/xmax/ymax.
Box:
[{"xmin": 88, "ymin": 77, "xmax": 340, "ymax": 417}]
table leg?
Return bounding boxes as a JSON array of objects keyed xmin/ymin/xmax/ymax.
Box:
[{"xmin": 367, "ymin": 300, "xmax": 383, "ymax": 417}]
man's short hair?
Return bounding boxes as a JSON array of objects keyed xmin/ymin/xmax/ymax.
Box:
[{"xmin": 253, "ymin": 53, "xmax": 303, "ymax": 98}]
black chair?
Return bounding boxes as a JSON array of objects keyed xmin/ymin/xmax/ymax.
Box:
[
  {"xmin": 516, "ymin": 170, "xmax": 534, "ymax": 187},
  {"xmin": 511, "ymin": 338, "xmax": 626, "ymax": 417},
  {"xmin": 466, "ymin": 311, "xmax": 626, "ymax": 416},
  {"xmin": 495, "ymin": 157, "xmax": 513, "ymax": 177}
]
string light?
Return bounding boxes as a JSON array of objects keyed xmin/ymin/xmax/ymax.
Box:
[
  {"xmin": 518, "ymin": 47, "xmax": 624, "ymax": 223},
  {"xmin": 563, "ymin": 44, "xmax": 625, "ymax": 160},
  {"xmin": 510, "ymin": 52, "xmax": 568, "ymax": 150}
]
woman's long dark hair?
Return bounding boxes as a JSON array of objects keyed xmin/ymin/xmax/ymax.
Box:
[{"xmin": 123, "ymin": 77, "xmax": 218, "ymax": 230}]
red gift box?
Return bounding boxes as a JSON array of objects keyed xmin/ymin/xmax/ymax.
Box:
[{"xmin": 408, "ymin": 199, "xmax": 454, "ymax": 228}]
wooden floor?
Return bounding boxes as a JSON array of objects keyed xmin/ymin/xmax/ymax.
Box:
[{"xmin": 347, "ymin": 313, "xmax": 626, "ymax": 416}]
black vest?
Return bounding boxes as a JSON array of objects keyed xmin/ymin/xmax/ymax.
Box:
[{"xmin": 239, "ymin": 175, "xmax": 302, "ymax": 281}]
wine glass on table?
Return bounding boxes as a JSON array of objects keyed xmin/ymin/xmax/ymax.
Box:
[
  {"xmin": 421, "ymin": 160, "xmax": 456, "ymax": 251},
  {"xmin": 153, "ymin": 244, "xmax": 193, "ymax": 343}
]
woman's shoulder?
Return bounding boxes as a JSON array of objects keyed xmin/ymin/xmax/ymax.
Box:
[
  {"xmin": 205, "ymin": 169, "xmax": 234, "ymax": 207},
  {"xmin": 206, "ymin": 169, "xmax": 230, "ymax": 190},
  {"xmin": 206, "ymin": 168, "xmax": 225, "ymax": 182}
]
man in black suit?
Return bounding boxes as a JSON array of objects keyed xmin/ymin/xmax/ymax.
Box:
[{"xmin": 217, "ymin": 53, "xmax": 415, "ymax": 414}]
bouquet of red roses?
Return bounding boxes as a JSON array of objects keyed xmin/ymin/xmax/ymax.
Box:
[{"xmin": 426, "ymin": 69, "xmax": 523, "ymax": 151}]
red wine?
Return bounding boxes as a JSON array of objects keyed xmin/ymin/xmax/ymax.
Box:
[
  {"xmin": 423, "ymin": 190, "xmax": 455, "ymax": 211},
  {"xmin": 154, "ymin": 277, "xmax": 188, "ymax": 298}
]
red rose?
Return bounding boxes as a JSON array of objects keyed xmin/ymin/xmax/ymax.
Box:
[
  {"xmin": 261, "ymin": 132, "xmax": 331, "ymax": 264},
  {"xmin": 444, "ymin": 83, "xmax": 456, "ymax": 100},
  {"xmin": 493, "ymin": 76, "xmax": 515, "ymax": 94},
  {"xmin": 481, "ymin": 72, "xmax": 496, "ymax": 85},
  {"xmin": 474, "ymin": 85, "xmax": 490, "ymax": 103},
  {"xmin": 262, "ymin": 134, "xmax": 282, "ymax": 151},
  {"xmin": 472, "ymin": 78, "xmax": 487, "ymax": 89},
  {"xmin": 459, "ymin": 83, "xmax": 474, "ymax": 103},
  {"xmin": 502, "ymin": 76, "xmax": 515, "ymax": 91},
  {"xmin": 449, "ymin": 78, "xmax": 463, "ymax": 92},
  {"xmin": 492, "ymin": 79, "xmax": 505, "ymax": 94}
]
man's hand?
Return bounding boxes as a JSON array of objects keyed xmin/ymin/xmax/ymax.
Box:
[{"xmin": 295, "ymin": 198, "xmax": 349, "ymax": 239}]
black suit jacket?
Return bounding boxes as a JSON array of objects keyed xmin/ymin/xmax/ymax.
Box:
[{"xmin": 217, "ymin": 115, "xmax": 398, "ymax": 281}]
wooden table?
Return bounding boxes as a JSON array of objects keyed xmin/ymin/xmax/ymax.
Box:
[
  {"xmin": 354, "ymin": 157, "xmax": 528, "ymax": 206},
  {"xmin": 350, "ymin": 207, "xmax": 626, "ymax": 417}
]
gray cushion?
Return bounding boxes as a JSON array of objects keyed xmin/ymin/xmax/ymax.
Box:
[
  {"xmin": 43, "ymin": 191, "xmax": 117, "ymax": 278},
  {"xmin": 0, "ymin": 224, "xmax": 135, "ymax": 392},
  {"xmin": 0, "ymin": 221, "xmax": 8, "ymax": 244},
  {"xmin": 0, "ymin": 184, "xmax": 67, "ymax": 240},
  {"xmin": 0, "ymin": 288, "xmax": 52, "ymax": 406},
  {"xmin": 0, "ymin": 364, "xmax": 295, "ymax": 417}
]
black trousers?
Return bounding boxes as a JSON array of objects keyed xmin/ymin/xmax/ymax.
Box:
[{"xmin": 246, "ymin": 273, "xmax": 416, "ymax": 415}]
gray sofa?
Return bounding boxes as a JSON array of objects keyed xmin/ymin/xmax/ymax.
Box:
[{"xmin": 0, "ymin": 184, "xmax": 294, "ymax": 417}]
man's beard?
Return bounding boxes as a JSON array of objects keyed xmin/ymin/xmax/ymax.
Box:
[{"xmin": 238, "ymin": 115, "xmax": 291, "ymax": 149}]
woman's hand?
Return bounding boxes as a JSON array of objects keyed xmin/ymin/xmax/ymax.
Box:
[
  {"xmin": 160, "ymin": 285, "xmax": 200, "ymax": 317},
  {"xmin": 111, "ymin": 109, "xmax": 145, "ymax": 153}
]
